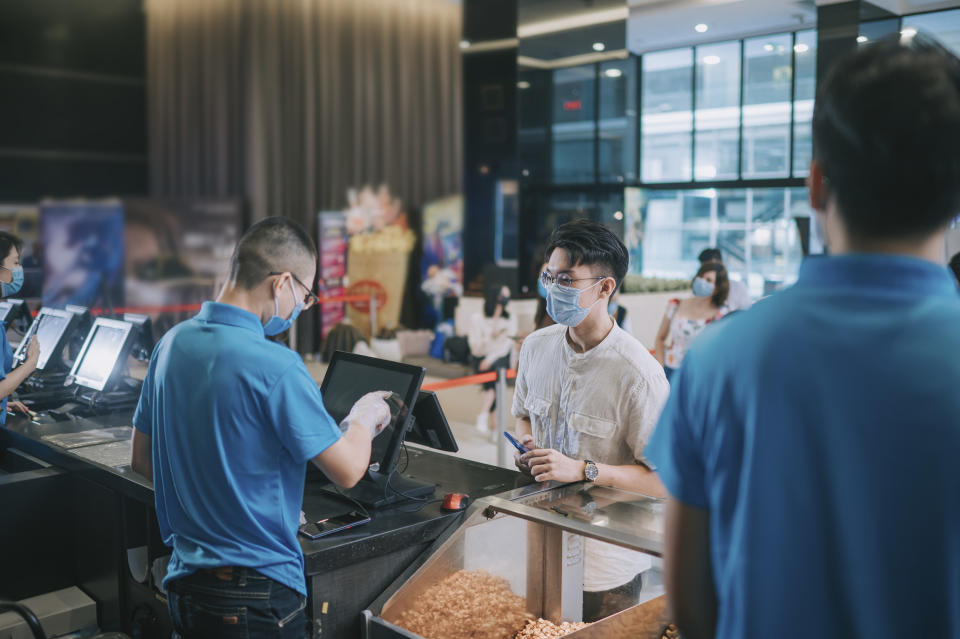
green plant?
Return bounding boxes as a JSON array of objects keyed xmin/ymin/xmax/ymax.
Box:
[{"xmin": 620, "ymin": 274, "xmax": 690, "ymax": 294}]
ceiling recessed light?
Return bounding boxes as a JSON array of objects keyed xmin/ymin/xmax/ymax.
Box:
[
  {"xmin": 593, "ymin": 42, "xmax": 606, "ymax": 52},
  {"xmin": 614, "ymin": 211, "xmax": 624, "ymax": 221},
  {"xmin": 857, "ymin": 35, "xmax": 868, "ymax": 43},
  {"xmin": 764, "ymin": 43, "xmax": 775, "ymax": 52},
  {"xmin": 459, "ymin": 40, "xmax": 470, "ymax": 50},
  {"xmin": 517, "ymin": 80, "xmax": 531, "ymax": 89},
  {"xmin": 794, "ymin": 43, "xmax": 809, "ymax": 53},
  {"xmin": 703, "ymin": 55, "xmax": 721, "ymax": 65},
  {"xmin": 695, "ymin": 23, "xmax": 708, "ymax": 33},
  {"xmin": 901, "ymin": 27, "xmax": 918, "ymax": 38},
  {"xmin": 604, "ymin": 68, "xmax": 623, "ymax": 78}
]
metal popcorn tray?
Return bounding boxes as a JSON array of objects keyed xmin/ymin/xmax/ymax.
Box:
[{"xmin": 362, "ymin": 483, "xmax": 674, "ymax": 639}]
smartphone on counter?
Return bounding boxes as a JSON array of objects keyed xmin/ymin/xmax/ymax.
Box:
[{"xmin": 298, "ymin": 511, "xmax": 371, "ymax": 539}]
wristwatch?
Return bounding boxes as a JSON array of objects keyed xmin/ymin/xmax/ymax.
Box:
[{"xmin": 583, "ymin": 459, "xmax": 599, "ymax": 482}]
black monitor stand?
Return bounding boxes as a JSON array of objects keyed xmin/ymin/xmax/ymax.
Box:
[{"xmin": 336, "ymin": 469, "xmax": 435, "ymax": 509}]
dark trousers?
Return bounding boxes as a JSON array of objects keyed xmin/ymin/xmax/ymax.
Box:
[
  {"xmin": 167, "ymin": 567, "xmax": 307, "ymax": 639},
  {"xmin": 582, "ymin": 572, "xmax": 644, "ymax": 623}
]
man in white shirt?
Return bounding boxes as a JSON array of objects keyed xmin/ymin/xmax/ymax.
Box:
[
  {"xmin": 698, "ymin": 247, "xmax": 751, "ymax": 311},
  {"xmin": 512, "ymin": 219, "xmax": 670, "ymax": 622}
]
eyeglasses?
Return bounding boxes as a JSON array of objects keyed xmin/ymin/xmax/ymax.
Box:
[
  {"xmin": 269, "ymin": 271, "xmax": 319, "ymax": 310},
  {"xmin": 539, "ymin": 271, "xmax": 605, "ymax": 289}
]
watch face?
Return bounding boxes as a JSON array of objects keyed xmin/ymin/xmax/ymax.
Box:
[{"xmin": 584, "ymin": 461, "xmax": 598, "ymax": 481}]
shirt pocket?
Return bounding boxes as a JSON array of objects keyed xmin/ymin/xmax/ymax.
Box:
[
  {"xmin": 569, "ymin": 412, "xmax": 616, "ymax": 441},
  {"xmin": 524, "ymin": 395, "xmax": 553, "ymax": 419}
]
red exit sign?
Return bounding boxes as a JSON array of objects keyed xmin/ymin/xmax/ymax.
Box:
[{"xmin": 563, "ymin": 100, "xmax": 582, "ymax": 111}]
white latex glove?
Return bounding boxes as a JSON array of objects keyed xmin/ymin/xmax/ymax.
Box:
[{"xmin": 341, "ymin": 391, "xmax": 393, "ymax": 439}]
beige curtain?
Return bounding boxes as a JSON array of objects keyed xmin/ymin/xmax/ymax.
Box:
[
  {"xmin": 146, "ymin": 0, "xmax": 462, "ymax": 350},
  {"xmin": 147, "ymin": 0, "xmax": 462, "ymax": 220}
]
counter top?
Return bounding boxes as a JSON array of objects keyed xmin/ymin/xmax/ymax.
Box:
[{"xmin": 0, "ymin": 410, "xmax": 533, "ymax": 572}]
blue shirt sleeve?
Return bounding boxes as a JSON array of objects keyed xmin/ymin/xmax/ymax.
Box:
[
  {"xmin": 133, "ymin": 354, "xmax": 156, "ymax": 436},
  {"xmin": 266, "ymin": 361, "xmax": 341, "ymax": 464},
  {"xmin": 645, "ymin": 360, "xmax": 709, "ymax": 509}
]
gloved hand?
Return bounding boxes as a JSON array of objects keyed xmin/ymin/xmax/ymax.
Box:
[{"xmin": 340, "ymin": 391, "xmax": 393, "ymax": 439}]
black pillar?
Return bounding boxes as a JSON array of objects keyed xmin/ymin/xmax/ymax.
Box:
[{"xmin": 462, "ymin": 0, "xmax": 518, "ymax": 294}]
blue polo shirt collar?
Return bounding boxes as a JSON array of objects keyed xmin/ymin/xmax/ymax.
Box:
[
  {"xmin": 797, "ymin": 254, "xmax": 957, "ymax": 297},
  {"xmin": 196, "ymin": 301, "xmax": 265, "ymax": 337}
]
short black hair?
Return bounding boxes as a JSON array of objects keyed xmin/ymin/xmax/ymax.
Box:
[
  {"xmin": 813, "ymin": 34, "xmax": 960, "ymax": 239},
  {"xmin": 698, "ymin": 247, "xmax": 722, "ymax": 264},
  {"xmin": 228, "ymin": 217, "xmax": 317, "ymax": 290},
  {"xmin": 950, "ymin": 251, "xmax": 960, "ymax": 282},
  {"xmin": 545, "ymin": 219, "xmax": 628, "ymax": 287},
  {"xmin": 0, "ymin": 231, "xmax": 23, "ymax": 265}
]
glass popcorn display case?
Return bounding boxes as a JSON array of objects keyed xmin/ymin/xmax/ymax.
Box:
[{"xmin": 362, "ymin": 483, "xmax": 678, "ymax": 639}]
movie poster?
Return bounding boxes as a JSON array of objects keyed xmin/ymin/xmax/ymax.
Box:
[
  {"xmin": 40, "ymin": 200, "xmax": 125, "ymax": 309},
  {"xmin": 123, "ymin": 199, "xmax": 243, "ymax": 336},
  {"xmin": 420, "ymin": 195, "xmax": 463, "ymax": 327},
  {"xmin": 317, "ymin": 211, "xmax": 348, "ymax": 339}
]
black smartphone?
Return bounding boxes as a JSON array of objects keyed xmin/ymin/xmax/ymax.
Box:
[{"xmin": 298, "ymin": 511, "xmax": 371, "ymax": 539}]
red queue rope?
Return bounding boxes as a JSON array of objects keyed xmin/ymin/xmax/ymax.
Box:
[
  {"xmin": 422, "ymin": 369, "xmax": 517, "ymax": 392},
  {"xmin": 28, "ymin": 293, "xmax": 374, "ymax": 317}
]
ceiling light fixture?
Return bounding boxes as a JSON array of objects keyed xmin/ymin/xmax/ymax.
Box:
[
  {"xmin": 604, "ymin": 68, "xmax": 623, "ymax": 78},
  {"xmin": 517, "ymin": 81, "xmax": 531, "ymax": 89},
  {"xmin": 901, "ymin": 27, "xmax": 917, "ymax": 38},
  {"xmin": 764, "ymin": 43, "xmax": 775, "ymax": 52},
  {"xmin": 794, "ymin": 43, "xmax": 809, "ymax": 53},
  {"xmin": 695, "ymin": 23, "xmax": 708, "ymax": 33},
  {"xmin": 703, "ymin": 55, "xmax": 721, "ymax": 65},
  {"xmin": 857, "ymin": 35, "xmax": 868, "ymax": 43},
  {"xmin": 593, "ymin": 42, "xmax": 606, "ymax": 52},
  {"xmin": 459, "ymin": 40, "xmax": 470, "ymax": 50},
  {"xmin": 614, "ymin": 211, "xmax": 624, "ymax": 221}
]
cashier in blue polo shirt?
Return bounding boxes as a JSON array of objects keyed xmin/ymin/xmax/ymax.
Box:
[
  {"xmin": 131, "ymin": 217, "xmax": 392, "ymax": 639},
  {"xmin": 647, "ymin": 36, "xmax": 960, "ymax": 639}
]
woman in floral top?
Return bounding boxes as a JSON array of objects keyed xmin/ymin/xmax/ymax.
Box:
[{"xmin": 654, "ymin": 262, "xmax": 730, "ymax": 381}]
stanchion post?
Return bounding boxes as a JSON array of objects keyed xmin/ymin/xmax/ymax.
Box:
[
  {"xmin": 369, "ymin": 293, "xmax": 378, "ymax": 337},
  {"xmin": 496, "ymin": 366, "xmax": 509, "ymax": 468}
]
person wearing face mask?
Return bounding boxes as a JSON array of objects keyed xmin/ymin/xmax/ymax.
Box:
[
  {"xmin": 608, "ymin": 291, "xmax": 633, "ymax": 336},
  {"xmin": 468, "ymin": 285, "xmax": 517, "ymax": 432},
  {"xmin": 130, "ymin": 218, "xmax": 394, "ymax": 639},
  {"xmin": 653, "ymin": 262, "xmax": 729, "ymax": 382},
  {"xmin": 0, "ymin": 231, "xmax": 40, "ymax": 422},
  {"xmin": 511, "ymin": 219, "xmax": 669, "ymax": 622}
]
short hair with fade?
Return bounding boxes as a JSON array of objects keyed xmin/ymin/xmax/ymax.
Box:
[
  {"xmin": 698, "ymin": 247, "xmax": 723, "ymax": 264},
  {"xmin": 228, "ymin": 217, "xmax": 317, "ymax": 290},
  {"xmin": 813, "ymin": 33, "xmax": 960, "ymax": 239},
  {"xmin": 545, "ymin": 219, "xmax": 629, "ymax": 288}
]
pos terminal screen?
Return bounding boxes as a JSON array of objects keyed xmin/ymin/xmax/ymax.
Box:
[
  {"xmin": 16, "ymin": 311, "xmax": 71, "ymax": 370},
  {"xmin": 320, "ymin": 353, "xmax": 424, "ymax": 470},
  {"xmin": 74, "ymin": 325, "xmax": 128, "ymax": 388}
]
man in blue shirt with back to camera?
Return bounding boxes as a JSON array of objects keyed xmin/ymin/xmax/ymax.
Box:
[
  {"xmin": 647, "ymin": 35, "xmax": 960, "ymax": 639},
  {"xmin": 131, "ymin": 217, "xmax": 393, "ymax": 639}
]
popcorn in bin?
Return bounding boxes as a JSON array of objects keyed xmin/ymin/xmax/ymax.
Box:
[{"xmin": 362, "ymin": 485, "xmax": 678, "ymax": 639}]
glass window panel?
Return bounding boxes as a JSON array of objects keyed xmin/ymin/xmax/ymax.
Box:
[
  {"xmin": 695, "ymin": 41, "xmax": 741, "ymax": 180},
  {"xmin": 792, "ymin": 30, "xmax": 816, "ymax": 177},
  {"xmin": 552, "ymin": 65, "xmax": 596, "ymax": 183},
  {"xmin": 518, "ymin": 69, "xmax": 551, "ymax": 182},
  {"xmin": 642, "ymin": 49, "xmax": 693, "ymax": 182},
  {"xmin": 742, "ymin": 34, "xmax": 792, "ymax": 178},
  {"xmin": 600, "ymin": 59, "xmax": 637, "ymax": 183},
  {"xmin": 902, "ymin": 10, "xmax": 960, "ymax": 56}
]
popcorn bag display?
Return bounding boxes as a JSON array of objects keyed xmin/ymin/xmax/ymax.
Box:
[{"xmin": 343, "ymin": 186, "xmax": 416, "ymax": 336}]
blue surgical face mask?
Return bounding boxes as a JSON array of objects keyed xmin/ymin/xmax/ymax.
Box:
[
  {"xmin": 263, "ymin": 277, "xmax": 305, "ymax": 336},
  {"xmin": 1, "ymin": 265, "xmax": 23, "ymax": 297},
  {"xmin": 546, "ymin": 279, "xmax": 603, "ymax": 327},
  {"xmin": 692, "ymin": 277, "xmax": 714, "ymax": 298}
]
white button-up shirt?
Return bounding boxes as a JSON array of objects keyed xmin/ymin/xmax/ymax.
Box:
[{"xmin": 512, "ymin": 322, "xmax": 670, "ymax": 591}]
